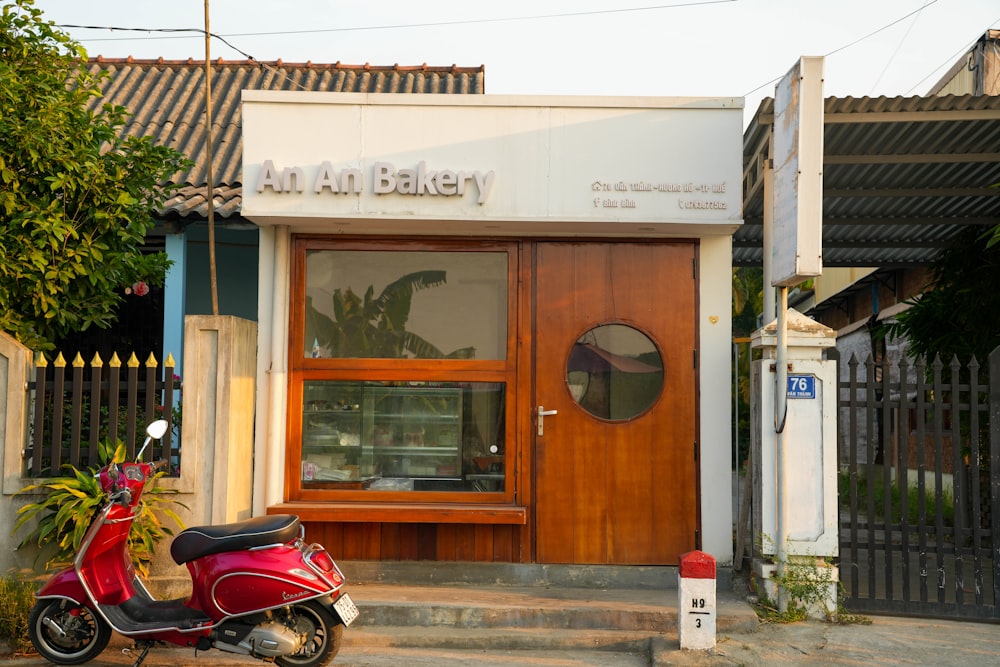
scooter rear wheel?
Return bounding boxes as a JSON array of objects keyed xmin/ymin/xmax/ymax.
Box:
[
  {"xmin": 276, "ymin": 600, "xmax": 343, "ymax": 667},
  {"xmin": 29, "ymin": 598, "xmax": 112, "ymax": 665}
]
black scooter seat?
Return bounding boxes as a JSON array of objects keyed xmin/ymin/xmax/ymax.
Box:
[{"xmin": 170, "ymin": 514, "xmax": 300, "ymax": 565}]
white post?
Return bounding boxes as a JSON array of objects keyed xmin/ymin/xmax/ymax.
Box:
[{"xmin": 678, "ymin": 550, "xmax": 717, "ymax": 650}]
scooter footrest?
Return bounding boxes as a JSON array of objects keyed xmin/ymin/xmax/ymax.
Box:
[{"xmin": 100, "ymin": 598, "xmax": 211, "ymax": 633}]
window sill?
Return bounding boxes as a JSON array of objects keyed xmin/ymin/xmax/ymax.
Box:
[{"xmin": 267, "ymin": 501, "xmax": 527, "ymax": 525}]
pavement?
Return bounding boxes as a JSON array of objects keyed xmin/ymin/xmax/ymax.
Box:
[{"xmin": 5, "ymin": 579, "xmax": 1000, "ymax": 667}]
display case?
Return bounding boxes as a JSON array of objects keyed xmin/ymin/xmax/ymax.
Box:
[
  {"xmin": 301, "ymin": 381, "xmax": 365, "ymax": 485},
  {"xmin": 362, "ymin": 386, "xmax": 462, "ymax": 487},
  {"xmin": 299, "ymin": 382, "xmax": 463, "ymax": 489}
]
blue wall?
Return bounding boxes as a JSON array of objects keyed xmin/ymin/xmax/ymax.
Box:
[
  {"xmin": 185, "ymin": 224, "xmax": 260, "ymax": 321},
  {"xmin": 163, "ymin": 223, "xmax": 260, "ymax": 377}
]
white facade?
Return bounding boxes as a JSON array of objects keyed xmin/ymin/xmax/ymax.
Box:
[{"xmin": 243, "ymin": 92, "xmax": 743, "ymax": 564}]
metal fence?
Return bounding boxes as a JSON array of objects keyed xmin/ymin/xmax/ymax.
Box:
[
  {"xmin": 836, "ymin": 345, "xmax": 1000, "ymax": 620},
  {"xmin": 26, "ymin": 351, "xmax": 181, "ymax": 477}
]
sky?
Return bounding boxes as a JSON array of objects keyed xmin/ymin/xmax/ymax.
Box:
[{"xmin": 28, "ymin": 0, "xmax": 1000, "ymax": 126}]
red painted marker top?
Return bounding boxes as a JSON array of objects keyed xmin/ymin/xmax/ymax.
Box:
[{"xmin": 679, "ymin": 550, "xmax": 716, "ymax": 579}]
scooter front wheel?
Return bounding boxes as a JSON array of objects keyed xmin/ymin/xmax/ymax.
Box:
[
  {"xmin": 29, "ymin": 598, "xmax": 112, "ymax": 665},
  {"xmin": 276, "ymin": 600, "xmax": 344, "ymax": 667}
]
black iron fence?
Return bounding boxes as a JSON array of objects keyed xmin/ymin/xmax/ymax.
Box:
[
  {"xmin": 836, "ymin": 345, "xmax": 1000, "ymax": 620},
  {"xmin": 26, "ymin": 351, "xmax": 181, "ymax": 477}
]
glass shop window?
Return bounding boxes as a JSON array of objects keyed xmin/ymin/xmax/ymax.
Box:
[
  {"xmin": 304, "ymin": 250, "xmax": 507, "ymax": 360},
  {"xmin": 291, "ymin": 242, "xmax": 514, "ymax": 498}
]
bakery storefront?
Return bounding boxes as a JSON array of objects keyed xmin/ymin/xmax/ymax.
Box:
[{"xmin": 244, "ymin": 91, "xmax": 742, "ymax": 566}]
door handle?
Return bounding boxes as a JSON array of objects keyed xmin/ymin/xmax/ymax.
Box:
[{"xmin": 537, "ymin": 406, "xmax": 558, "ymax": 436}]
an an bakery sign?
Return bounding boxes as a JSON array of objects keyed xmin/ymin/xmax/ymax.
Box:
[{"xmin": 255, "ymin": 159, "xmax": 496, "ymax": 205}]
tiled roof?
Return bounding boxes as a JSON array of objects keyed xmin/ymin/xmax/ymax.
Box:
[{"xmin": 83, "ymin": 58, "xmax": 486, "ymax": 221}]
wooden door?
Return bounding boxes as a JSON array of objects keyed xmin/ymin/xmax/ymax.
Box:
[{"xmin": 533, "ymin": 242, "xmax": 698, "ymax": 564}]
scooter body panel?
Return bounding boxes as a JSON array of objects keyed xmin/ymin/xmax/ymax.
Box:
[
  {"xmin": 35, "ymin": 566, "xmax": 88, "ymax": 605},
  {"xmin": 77, "ymin": 506, "xmax": 139, "ymax": 606},
  {"xmin": 188, "ymin": 544, "xmax": 343, "ymax": 619}
]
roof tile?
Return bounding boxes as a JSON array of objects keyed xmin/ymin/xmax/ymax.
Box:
[{"xmin": 83, "ymin": 59, "xmax": 485, "ymax": 220}]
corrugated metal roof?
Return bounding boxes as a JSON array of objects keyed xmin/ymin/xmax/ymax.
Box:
[
  {"xmin": 83, "ymin": 58, "xmax": 486, "ymax": 221},
  {"xmin": 738, "ymin": 94, "xmax": 1000, "ymax": 267}
]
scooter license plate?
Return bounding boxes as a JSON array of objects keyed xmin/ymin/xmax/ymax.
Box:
[{"xmin": 333, "ymin": 593, "xmax": 359, "ymax": 626}]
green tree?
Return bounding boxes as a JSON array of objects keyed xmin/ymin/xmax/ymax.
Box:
[
  {"xmin": 0, "ymin": 0, "xmax": 189, "ymax": 350},
  {"xmin": 733, "ymin": 267, "xmax": 763, "ymax": 340},
  {"xmin": 732, "ymin": 267, "xmax": 762, "ymax": 467},
  {"xmin": 884, "ymin": 229, "xmax": 1000, "ymax": 363}
]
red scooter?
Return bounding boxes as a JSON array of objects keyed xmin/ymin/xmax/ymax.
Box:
[{"xmin": 28, "ymin": 420, "xmax": 358, "ymax": 667}]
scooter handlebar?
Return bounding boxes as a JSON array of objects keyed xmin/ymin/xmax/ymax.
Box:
[{"xmin": 109, "ymin": 486, "xmax": 133, "ymax": 507}]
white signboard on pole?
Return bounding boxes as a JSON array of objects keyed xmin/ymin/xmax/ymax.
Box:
[{"xmin": 771, "ymin": 56, "xmax": 824, "ymax": 287}]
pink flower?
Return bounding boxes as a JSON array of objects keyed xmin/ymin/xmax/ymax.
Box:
[{"xmin": 131, "ymin": 281, "xmax": 150, "ymax": 296}]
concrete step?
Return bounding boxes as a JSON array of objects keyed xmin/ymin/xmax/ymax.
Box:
[
  {"xmin": 340, "ymin": 581, "xmax": 759, "ymax": 654},
  {"xmin": 148, "ymin": 561, "xmax": 758, "ymax": 658},
  {"xmin": 344, "ymin": 625, "xmax": 658, "ymax": 653},
  {"xmin": 350, "ymin": 584, "xmax": 672, "ymax": 631}
]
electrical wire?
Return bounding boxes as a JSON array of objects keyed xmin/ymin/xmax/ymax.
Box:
[
  {"xmin": 58, "ymin": 0, "xmax": 736, "ymax": 44},
  {"xmin": 743, "ymin": 0, "xmax": 941, "ymax": 98},
  {"xmin": 869, "ymin": 0, "xmax": 931, "ymax": 93},
  {"xmin": 54, "ymin": 25, "xmax": 255, "ymax": 59},
  {"xmin": 904, "ymin": 16, "xmax": 1000, "ymax": 94},
  {"xmin": 55, "ymin": 0, "xmax": 737, "ymax": 92}
]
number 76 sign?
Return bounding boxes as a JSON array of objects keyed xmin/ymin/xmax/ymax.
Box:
[{"xmin": 787, "ymin": 374, "xmax": 816, "ymax": 399}]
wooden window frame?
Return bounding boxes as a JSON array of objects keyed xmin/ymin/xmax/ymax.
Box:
[{"xmin": 283, "ymin": 236, "xmax": 522, "ymax": 517}]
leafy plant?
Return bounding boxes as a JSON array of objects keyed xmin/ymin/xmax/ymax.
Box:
[
  {"xmin": 752, "ymin": 536, "xmax": 870, "ymax": 625},
  {"xmin": 13, "ymin": 440, "xmax": 186, "ymax": 577},
  {"xmin": 306, "ymin": 270, "xmax": 475, "ymax": 359},
  {"xmin": 0, "ymin": 0, "xmax": 190, "ymax": 350},
  {"xmin": 882, "ymin": 229, "xmax": 1000, "ymax": 365},
  {"xmin": 0, "ymin": 572, "xmax": 35, "ymax": 655},
  {"xmin": 732, "ymin": 267, "xmax": 763, "ymax": 468}
]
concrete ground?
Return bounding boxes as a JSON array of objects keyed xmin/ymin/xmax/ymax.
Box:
[
  {"xmin": 6, "ymin": 562, "xmax": 1000, "ymax": 667},
  {"xmin": 6, "ymin": 609, "xmax": 1000, "ymax": 666}
]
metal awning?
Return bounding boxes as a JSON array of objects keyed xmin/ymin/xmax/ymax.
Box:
[{"xmin": 737, "ymin": 94, "xmax": 1000, "ymax": 268}]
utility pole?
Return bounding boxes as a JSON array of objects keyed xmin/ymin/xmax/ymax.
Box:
[{"xmin": 204, "ymin": 0, "xmax": 219, "ymax": 315}]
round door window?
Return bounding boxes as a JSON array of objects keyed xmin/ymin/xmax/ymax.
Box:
[{"xmin": 566, "ymin": 323, "xmax": 664, "ymax": 421}]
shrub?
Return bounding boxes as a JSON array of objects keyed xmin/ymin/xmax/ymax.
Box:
[
  {"xmin": 839, "ymin": 470, "xmax": 954, "ymax": 528},
  {"xmin": 0, "ymin": 573, "xmax": 36, "ymax": 656}
]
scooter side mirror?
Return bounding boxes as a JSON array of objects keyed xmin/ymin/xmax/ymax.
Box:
[
  {"xmin": 136, "ymin": 419, "xmax": 170, "ymax": 461},
  {"xmin": 146, "ymin": 420, "xmax": 169, "ymax": 440}
]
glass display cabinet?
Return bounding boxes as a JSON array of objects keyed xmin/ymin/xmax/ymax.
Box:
[
  {"xmin": 362, "ymin": 386, "xmax": 462, "ymax": 486},
  {"xmin": 301, "ymin": 381, "xmax": 365, "ymax": 484},
  {"xmin": 300, "ymin": 382, "xmax": 467, "ymax": 490}
]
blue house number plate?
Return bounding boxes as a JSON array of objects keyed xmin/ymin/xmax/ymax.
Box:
[{"xmin": 787, "ymin": 375, "xmax": 816, "ymax": 399}]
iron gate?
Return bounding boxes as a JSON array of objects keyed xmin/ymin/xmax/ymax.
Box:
[{"xmin": 836, "ymin": 346, "xmax": 1000, "ymax": 620}]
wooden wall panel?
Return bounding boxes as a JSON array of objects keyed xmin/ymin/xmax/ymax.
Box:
[
  {"xmin": 474, "ymin": 525, "xmax": 494, "ymax": 561},
  {"xmin": 400, "ymin": 524, "xmax": 421, "ymax": 560},
  {"xmin": 303, "ymin": 521, "xmax": 525, "ymax": 562}
]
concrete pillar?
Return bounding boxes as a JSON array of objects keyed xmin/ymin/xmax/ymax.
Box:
[
  {"xmin": 750, "ymin": 308, "xmax": 839, "ymax": 617},
  {"xmin": 181, "ymin": 315, "xmax": 258, "ymax": 525},
  {"xmin": 0, "ymin": 333, "xmax": 34, "ymax": 572}
]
